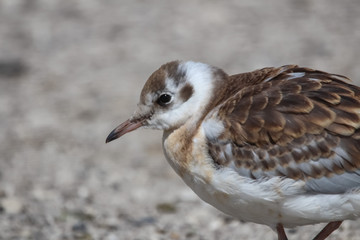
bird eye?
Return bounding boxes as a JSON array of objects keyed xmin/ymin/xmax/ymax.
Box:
[{"xmin": 157, "ymin": 94, "xmax": 172, "ymax": 106}]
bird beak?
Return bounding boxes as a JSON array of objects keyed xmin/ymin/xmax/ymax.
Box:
[{"xmin": 106, "ymin": 119, "xmax": 143, "ymax": 143}]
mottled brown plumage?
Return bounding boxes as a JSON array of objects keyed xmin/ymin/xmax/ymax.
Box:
[{"xmin": 208, "ymin": 65, "xmax": 360, "ymax": 183}]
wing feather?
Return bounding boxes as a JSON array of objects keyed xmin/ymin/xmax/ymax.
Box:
[{"xmin": 205, "ymin": 65, "xmax": 360, "ymax": 194}]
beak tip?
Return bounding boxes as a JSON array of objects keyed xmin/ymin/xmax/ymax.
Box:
[
  {"xmin": 105, "ymin": 130, "xmax": 118, "ymax": 144},
  {"xmin": 105, "ymin": 119, "xmax": 143, "ymax": 144}
]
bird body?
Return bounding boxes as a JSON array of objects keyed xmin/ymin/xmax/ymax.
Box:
[{"xmin": 106, "ymin": 61, "xmax": 360, "ymax": 239}]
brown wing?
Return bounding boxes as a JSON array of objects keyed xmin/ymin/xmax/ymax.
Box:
[{"xmin": 206, "ymin": 65, "xmax": 360, "ymax": 193}]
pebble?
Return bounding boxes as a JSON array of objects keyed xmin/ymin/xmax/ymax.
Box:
[
  {"xmin": 0, "ymin": 59, "xmax": 28, "ymax": 78},
  {"xmin": 72, "ymin": 222, "xmax": 92, "ymax": 239},
  {"xmin": 1, "ymin": 197, "xmax": 23, "ymax": 214},
  {"xmin": 156, "ymin": 202, "xmax": 177, "ymax": 214},
  {"xmin": 103, "ymin": 233, "xmax": 119, "ymax": 240}
]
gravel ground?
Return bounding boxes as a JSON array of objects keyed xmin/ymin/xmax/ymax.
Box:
[{"xmin": 1, "ymin": 1, "xmax": 360, "ymax": 239}]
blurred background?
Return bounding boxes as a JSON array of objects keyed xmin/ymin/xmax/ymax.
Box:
[{"xmin": 1, "ymin": 0, "xmax": 360, "ymax": 239}]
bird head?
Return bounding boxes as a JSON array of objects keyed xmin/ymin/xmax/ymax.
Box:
[{"xmin": 106, "ymin": 60, "xmax": 227, "ymax": 143}]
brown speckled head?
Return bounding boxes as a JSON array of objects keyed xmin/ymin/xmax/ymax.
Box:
[
  {"xmin": 107, "ymin": 60, "xmax": 230, "ymax": 141},
  {"xmin": 140, "ymin": 61, "xmax": 179, "ymax": 104},
  {"xmin": 126, "ymin": 61, "xmax": 227, "ymax": 131}
]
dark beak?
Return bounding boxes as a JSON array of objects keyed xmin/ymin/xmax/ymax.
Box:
[{"xmin": 106, "ymin": 119, "xmax": 143, "ymax": 143}]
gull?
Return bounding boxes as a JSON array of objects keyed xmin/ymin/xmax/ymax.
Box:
[{"xmin": 106, "ymin": 61, "xmax": 360, "ymax": 240}]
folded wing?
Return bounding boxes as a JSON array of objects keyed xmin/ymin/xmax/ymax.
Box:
[{"xmin": 204, "ymin": 65, "xmax": 360, "ymax": 194}]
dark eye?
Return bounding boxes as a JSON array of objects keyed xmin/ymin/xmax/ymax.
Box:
[{"xmin": 157, "ymin": 94, "xmax": 172, "ymax": 106}]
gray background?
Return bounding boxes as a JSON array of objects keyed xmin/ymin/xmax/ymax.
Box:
[{"xmin": 1, "ymin": 0, "xmax": 360, "ymax": 239}]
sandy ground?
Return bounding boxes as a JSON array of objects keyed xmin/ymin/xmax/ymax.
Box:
[{"xmin": 1, "ymin": 0, "xmax": 360, "ymax": 239}]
